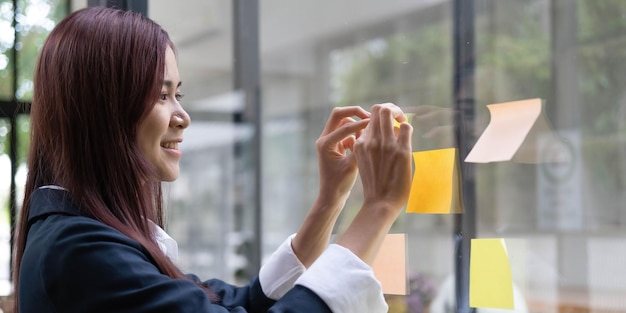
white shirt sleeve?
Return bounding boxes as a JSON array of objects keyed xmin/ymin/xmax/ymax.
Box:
[
  {"xmin": 155, "ymin": 227, "xmax": 386, "ymax": 312},
  {"xmin": 258, "ymin": 234, "xmax": 306, "ymax": 300},
  {"xmin": 295, "ymin": 244, "xmax": 388, "ymax": 313}
]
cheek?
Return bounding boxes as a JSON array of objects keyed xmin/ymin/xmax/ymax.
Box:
[
  {"xmin": 138, "ymin": 110, "xmax": 169, "ymax": 147},
  {"xmin": 137, "ymin": 126, "xmax": 158, "ymax": 158}
]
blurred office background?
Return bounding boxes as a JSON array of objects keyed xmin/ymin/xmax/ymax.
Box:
[{"xmin": 2, "ymin": 0, "xmax": 626, "ymax": 312}]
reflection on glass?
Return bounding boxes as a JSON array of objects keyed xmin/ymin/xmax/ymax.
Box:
[
  {"xmin": 15, "ymin": 114, "xmax": 28, "ymax": 208},
  {"xmin": 0, "ymin": 0, "xmax": 14, "ymax": 100},
  {"xmin": 133, "ymin": 1, "xmax": 626, "ymax": 311},
  {"xmin": 0, "ymin": 118, "xmax": 11, "ymax": 296},
  {"xmin": 15, "ymin": 0, "xmax": 67, "ymax": 101},
  {"xmin": 0, "ymin": 115, "xmax": 28, "ymax": 296}
]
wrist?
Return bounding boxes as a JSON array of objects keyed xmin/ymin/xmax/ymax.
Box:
[
  {"xmin": 336, "ymin": 205, "xmax": 398, "ymax": 265},
  {"xmin": 314, "ymin": 191, "xmax": 349, "ymax": 212},
  {"xmin": 361, "ymin": 198, "xmax": 404, "ymax": 216}
]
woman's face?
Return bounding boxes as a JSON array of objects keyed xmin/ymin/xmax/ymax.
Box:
[{"xmin": 137, "ymin": 46, "xmax": 190, "ymax": 182}]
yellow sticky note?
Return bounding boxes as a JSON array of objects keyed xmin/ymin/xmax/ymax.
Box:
[
  {"xmin": 470, "ymin": 238, "xmax": 514, "ymax": 310},
  {"xmin": 393, "ymin": 113, "xmax": 415, "ymax": 128},
  {"xmin": 465, "ymin": 98, "xmax": 546, "ymax": 163},
  {"xmin": 371, "ymin": 233, "xmax": 407, "ymax": 295},
  {"xmin": 406, "ymin": 148, "xmax": 462, "ymax": 214}
]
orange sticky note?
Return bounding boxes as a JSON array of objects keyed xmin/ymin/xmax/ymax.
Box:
[
  {"xmin": 466, "ymin": 98, "xmax": 555, "ymax": 163},
  {"xmin": 470, "ymin": 238, "xmax": 514, "ymax": 310},
  {"xmin": 406, "ymin": 148, "xmax": 462, "ymax": 214},
  {"xmin": 371, "ymin": 233, "xmax": 407, "ymax": 295}
]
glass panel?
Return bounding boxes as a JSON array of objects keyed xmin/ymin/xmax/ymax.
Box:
[
  {"xmin": 15, "ymin": 114, "xmax": 28, "ymax": 207},
  {"xmin": 15, "ymin": 0, "xmax": 68, "ymax": 101},
  {"xmin": 0, "ymin": 0, "xmax": 14, "ymax": 100},
  {"xmin": 475, "ymin": 0, "xmax": 626, "ymax": 312},
  {"xmin": 150, "ymin": 1, "xmax": 626, "ymax": 312},
  {"xmin": 149, "ymin": 1, "xmax": 240, "ymax": 282},
  {"xmin": 260, "ymin": 1, "xmax": 454, "ymax": 311},
  {"xmin": 0, "ymin": 118, "xmax": 10, "ymax": 296},
  {"xmin": 0, "ymin": 114, "xmax": 28, "ymax": 296}
]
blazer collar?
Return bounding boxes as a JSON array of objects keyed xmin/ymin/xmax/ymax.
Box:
[{"xmin": 28, "ymin": 186, "xmax": 82, "ymax": 223}]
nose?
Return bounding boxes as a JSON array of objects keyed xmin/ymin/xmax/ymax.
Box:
[{"xmin": 171, "ymin": 108, "xmax": 191, "ymax": 129}]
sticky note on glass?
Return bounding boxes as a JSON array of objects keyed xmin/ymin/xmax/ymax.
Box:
[
  {"xmin": 470, "ymin": 238, "xmax": 514, "ymax": 309},
  {"xmin": 371, "ymin": 233, "xmax": 407, "ymax": 295},
  {"xmin": 466, "ymin": 98, "xmax": 555, "ymax": 163},
  {"xmin": 393, "ymin": 113, "xmax": 415, "ymax": 128},
  {"xmin": 406, "ymin": 148, "xmax": 462, "ymax": 214}
]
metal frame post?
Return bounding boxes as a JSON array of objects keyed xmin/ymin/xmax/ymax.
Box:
[
  {"xmin": 233, "ymin": 0, "xmax": 262, "ymax": 279},
  {"xmin": 453, "ymin": 0, "xmax": 477, "ymax": 312},
  {"xmin": 88, "ymin": 0, "xmax": 148, "ymax": 16}
]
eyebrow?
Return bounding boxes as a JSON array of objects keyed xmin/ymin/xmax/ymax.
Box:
[{"xmin": 163, "ymin": 80, "xmax": 182, "ymax": 88}]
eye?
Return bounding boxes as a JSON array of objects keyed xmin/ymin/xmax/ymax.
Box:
[
  {"xmin": 159, "ymin": 93, "xmax": 167, "ymax": 101},
  {"xmin": 175, "ymin": 93, "xmax": 185, "ymax": 101}
]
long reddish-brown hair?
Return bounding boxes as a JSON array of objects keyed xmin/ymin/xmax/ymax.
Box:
[{"xmin": 13, "ymin": 7, "xmax": 214, "ymax": 310}]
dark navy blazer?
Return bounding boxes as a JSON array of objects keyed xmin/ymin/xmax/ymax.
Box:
[{"xmin": 18, "ymin": 188, "xmax": 332, "ymax": 313}]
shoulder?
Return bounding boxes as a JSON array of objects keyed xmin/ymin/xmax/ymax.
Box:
[
  {"xmin": 23, "ymin": 187, "xmax": 150, "ymax": 274},
  {"xmin": 26, "ymin": 214, "xmax": 154, "ymax": 287},
  {"xmin": 22, "ymin": 215, "xmax": 215, "ymax": 312},
  {"xmin": 28, "ymin": 213, "xmax": 146, "ymax": 265}
]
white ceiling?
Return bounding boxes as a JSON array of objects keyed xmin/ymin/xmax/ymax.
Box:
[{"xmin": 71, "ymin": 0, "xmax": 446, "ymax": 107}]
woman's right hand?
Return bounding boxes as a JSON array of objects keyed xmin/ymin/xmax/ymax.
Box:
[
  {"xmin": 354, "ymin": 103, "xmax": 413, "ymax": 212},
  {"xmin": 337, "ymin": 103, "xmax": 413, "ymax": 265}
]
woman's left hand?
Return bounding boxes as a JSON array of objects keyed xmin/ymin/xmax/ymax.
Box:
[
  {"xmin": 291, "ymin": 106, "xmax": 369, "ymax": 268},
  {"xmin": 315, "ymin": 106, "xmax": 370, "ymax": 205}
]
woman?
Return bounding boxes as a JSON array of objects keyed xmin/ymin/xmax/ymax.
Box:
[{"xmin": 13, "ymin": 7, "xmax": 413, "ymax": 313}]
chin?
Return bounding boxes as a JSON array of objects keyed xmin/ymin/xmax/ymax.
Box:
[
  {"xmin": 158, "ymin": 169, "xmax": 179, "ymax": 182},
  {"xmin": 161, "ymin": 173, "xmax": 179, "ymax": 182}
]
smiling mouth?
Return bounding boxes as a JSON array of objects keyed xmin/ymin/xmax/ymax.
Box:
[{"xmin": 161, "ymin": 142, "xmax": 179, "ymax": 149}]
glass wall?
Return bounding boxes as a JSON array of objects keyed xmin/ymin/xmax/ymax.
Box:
[
  {"xmin": 0, "ymin": 0, "xmax": 14, "ymax": 99},
  {"xmin": 474, "ymin": 1, "xmax": 626, "ymax": 312},
  {"xmin": 3, "ymin": 1, "xmax": 626, "ymax": 312},
  {"xmin": 149, "ymin": 0, "xmax": 246, "ymax": 283},
  {"xmin": 0, "ymin": 118, "xmax": 10, "ymax": 296},
  {"xmin": 153, "ymin": 0, "xmax": 626, "ymax": 311},
  {"xmin": 258, "ymin": 2, "xmax": 456, "ymax": 313}
]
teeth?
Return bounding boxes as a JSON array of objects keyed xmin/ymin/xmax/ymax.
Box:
[{"xmin": 161, "ymin": 142, "xmax": 178, "ymax": 149}]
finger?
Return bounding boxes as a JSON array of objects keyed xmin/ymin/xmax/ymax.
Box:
[
  {"xmin": 330, "ymin": 106, "xmax": 369, "ymax": 120},
  {"xmin": 378, "ymin": 102, "xmax": 408, "ymax": 124},
  {"xmin": 378, "ymin": 106, "xmax": 395, "ymax": 140},
  {"xmin": 321, "ymin": 106, "xmax": 371, "ymax": 135},
  {"xmin": 323, "ymin": 119, "xmax": 369, "ymax": 148},
  {"xmin": 397, "ymin": 122, "xmax": 413, "ymax": 151},
  {"xmin": 368, "ymin": 105, "xmax": 383, "ymax": 141},
  {"xmin": 337, "ymin": 117, "xmax": 357, "ymax": 128},
  {"xmin": 341, "ymin": 135, "xmax": 356, "ymax": 152},
  {"xmin": 354, "ymin": 124, "xmax": 366, "ymax": 140},
  {"xmin": 337, "ymin": 143, "xmax": 346, "ymax": 155},
  {"xmin": 372, "ymin": 103, "xmax": 408, "ymax": 139}
]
